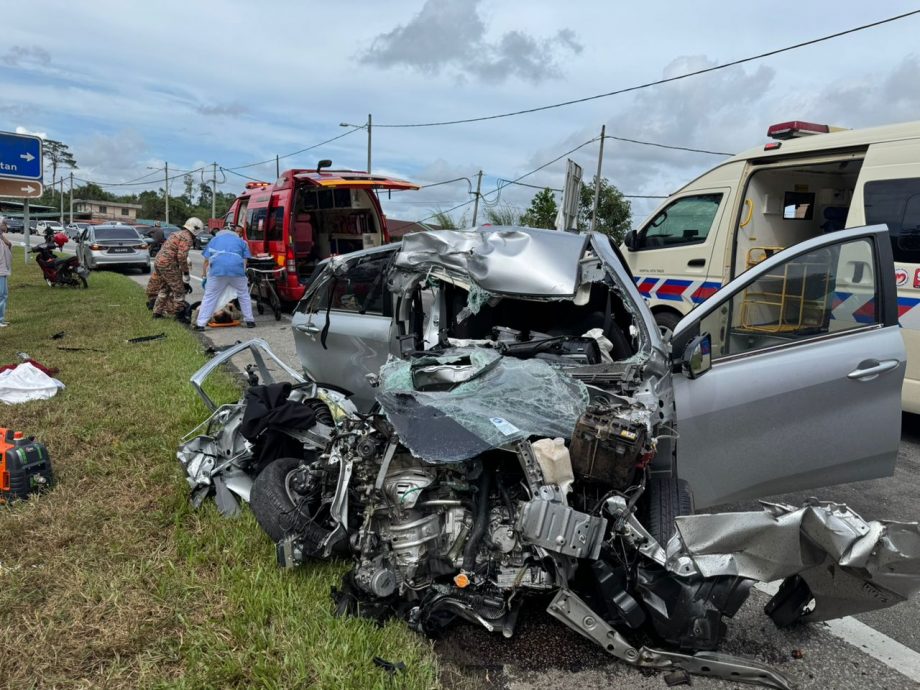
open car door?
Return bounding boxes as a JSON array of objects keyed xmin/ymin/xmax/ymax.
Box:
[
  {"xmin": 291, "ymin": 245, "xmax": 398, "ymax": 412},
  {"xmin": 670, "ymin": 225, "xmax": 904, "ymax": 508}
]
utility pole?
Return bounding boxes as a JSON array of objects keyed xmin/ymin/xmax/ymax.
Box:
[
  {"xmin": 590, "ymin": 124, "xmax": 606, "ymax": 233},
  {"xmin": 339, "ymin": 114, "xmax": 373, "ymax": 173},
  {"xmin": 69, "ymin": 171, "xmax": 74, "ymax": 225},
  {"xmin": 471, "ymin": 170, "xmax": 483, "ymax": 226},
  {"xmin": 366, "ymin": 113, "xmax": 372, "ymax": 174},
  {"xmin": 211, "ymin": 162, "xmax": 217, "ymax": 221},
  {"xmin": 59, "ymin": 177, "xmax": 64, "ymax": 224},
  {"xmin": 164, "ymin": 162, "xmax": 169, "ymax": 224},
  {"xmin": 276, "ymin": 155, "xmax": 280, "ymax": 179},
  {"xmin": 23, "ymin": 199, "xmax": 29, "ymax": 263}
]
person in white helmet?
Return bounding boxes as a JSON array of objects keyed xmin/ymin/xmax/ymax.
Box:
[{"xmin": 152, "ymin": 217, "xmax": 200, "ymax": 319}]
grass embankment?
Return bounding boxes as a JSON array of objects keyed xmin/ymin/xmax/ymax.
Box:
[{"xmin": 0, "ymin": 249, "xmax": 438, "ymax": 689}]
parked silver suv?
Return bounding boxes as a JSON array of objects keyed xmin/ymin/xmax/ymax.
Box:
[{"xmin": 291, "ymin": 225, "xmax": 904, "ymax": 509}]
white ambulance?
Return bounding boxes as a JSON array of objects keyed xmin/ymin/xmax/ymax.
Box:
[{"xmin": 622, "ymin": 120, "xmax": 920, "ymax": 412}]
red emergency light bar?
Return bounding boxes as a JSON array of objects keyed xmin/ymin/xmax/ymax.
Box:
[
  {"xmin": 245, "ymin": 181, "xmax": 270, "ymax": 189},
  {"xmin": 767, "ymin": 121, "xmax": 830, "ymax": 140}
]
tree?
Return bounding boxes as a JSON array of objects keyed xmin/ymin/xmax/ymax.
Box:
[
  {"xmin": 520, "ymin": 188, "xmax": 557, "ymax": 229},
  {"xmin": 426, "ymin": 208, "xmax": 469, "ymax": 229},
  {"xmin": 182, "ymin": 174, "xmax": 195, "ymax": 203},
  {"xmin": 198, "ymin": 182, "xmax": 212, "ymax": 209},
  {"xmin": 43, "ymin": 139, "xmax": 77, "ymax": 189},
  {"xmin": 485, "ymin": 204, "xmax": 521, "ymax": 226},
  {"xmin": 578, "ymin": 177, "xmax": 632, "ymax": 242}
]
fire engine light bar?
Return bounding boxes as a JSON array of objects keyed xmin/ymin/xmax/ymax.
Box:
[{"xmin": 767, "ymin": 121, "xmax": 830, "ymax": 140}]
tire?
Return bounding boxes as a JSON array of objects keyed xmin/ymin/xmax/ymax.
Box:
[
  {"xmin": 256, "ymin": 302, "xmax": 265, "ymax": 315},
  {"xmin": 645, "ymin": 476, "xmax": 694, "ymax": 544},
  {"xmin": 141, "ymin": 264, "xmax": 151, "ymax": 274},
  {"xmin": 250, "ymin": 457, "xmax": 315, "ymax": 542},
  {"xmin": 654, "ymin": 310, "xmax": 682, "ymax": 341},
  {"xmin": 77, "ymin": 275, "xmax": 88, "ymax": 289}
]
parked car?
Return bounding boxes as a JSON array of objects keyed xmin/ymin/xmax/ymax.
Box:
[
  {"xmin": 193, "ymin": 230, "xmax": 213, "ymax": 250},
  {"xmin": 76, "ymin": 224, "xmax": 151, "ymax": 273},
  {"xmin": 3, "ymin": 217, "xmax": 24, "ymax": 233},
  {"xmin": 292, "ymin": 225, "xmax": 904, "ymax": 509},
  {"xmin": 65, "ymin": 222, "xmax": 91, "ymax": 240},
  {"xmin": 36, "ymin": 220, "xmax": 65, "ymax": 236}
]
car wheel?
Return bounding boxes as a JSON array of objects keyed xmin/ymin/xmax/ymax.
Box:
[
  {"xmin": 654, "ymin": 311, "xmax": 682, "ymax": 341},
  {"xmin": 644, "ymin": 476, "xmax": 694, "ymax": 544},
  {"xmin": 250, "ymin": 456, "xmax": 321, "ymax": 542},
  {"xmin": 141, "ymin": 264, "xmax": 151, "ymax": 274}
]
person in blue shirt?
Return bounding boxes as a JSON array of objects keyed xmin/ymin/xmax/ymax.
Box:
[{"xmin": 194, "ymin": 224, "xmax": 256, "ymax": 330}]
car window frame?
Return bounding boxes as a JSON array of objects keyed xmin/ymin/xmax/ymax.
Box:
[
  {"xmin": 671, "ymin": 225, "xmax": 897, "ymax": 364},
  {"xmin": 633, "ymin": 192, "xmax": 725, "ymax": 252}
]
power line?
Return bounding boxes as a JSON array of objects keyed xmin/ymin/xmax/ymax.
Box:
[
  {"xmin": 373, "ymin": 10, "xmax": 920, "ymax": 128},
  {"xmin": 74, "ymin": 166, "xmax": 205, "ymax": 188},
  {"xmin": 418, "ymin": 137, "xmax": 600, "ymax": 222},
  {"xmin": 224, "ymin": 127, "xmax": 363, "ymax": 171},
  {"xmin": 603, "ymin": 135, "xmax": 731, "ymax": 156}
]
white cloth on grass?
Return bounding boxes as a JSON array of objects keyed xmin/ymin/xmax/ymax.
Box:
[
  {"xmin": 0, "ymin": 362, "xmax": 65, "ymax": 404},
  {"xmin": 196, "ymin": 275, "xmax": 254, "ymax": 326}
]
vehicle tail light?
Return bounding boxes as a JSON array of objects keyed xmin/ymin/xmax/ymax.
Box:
[
  {"xmin": 767, "ymin": 120, "xmax": 830, "ymax": 140},
  {"xmin": 134, "ymin": 244, "xmax": 147, "ymax": 250},
  {"xmin": 90, "ymin": 243, "xmax": 103, "ymax": 250},
  {"xmin": 764, "ymin": 142, "xmax": 782, "ymax": 151},
  {"xmin": 274, "ymin": 253, "xmax": 285, "ymax": 267},
  {"xmin": 285, "ymin": 248, "xmax": 296, "ymax": 273}
]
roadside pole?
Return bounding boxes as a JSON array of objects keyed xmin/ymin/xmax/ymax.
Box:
[
  {"xmin": 164, "ymin": 162, "xmax": 169, "ymax": 224},
  {"xmin": 471, "ymin": 170, "xmax": 482, "ymax": 226},
  {"xmin": 211, "ymin": 162, "xmax": 217, "ymax": 221},
  {"xmin": 59, "ymin": 178, "xmax": 64, "ymax": 224},
  {"xmin": 69, "ymin": 171, "xmax": 73, "ymax": 224},
  {"xmin": 590, "ymin": 124, "xmax": 606, "ymax": 233},
  {"xmin": 367, "ymin": 113, "xmax": 372, "ymax": 174},
  {"xmin": 276, "ymin": 155, "xmax": 280, "ymax": 179},
  {"xmin": 23, "ymin": 199, "xmax": 29, "ymax": 263}
]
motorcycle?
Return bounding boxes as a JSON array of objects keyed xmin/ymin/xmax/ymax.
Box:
[{"xmin": 32, "ymin": 239, "xmax": 89, "ymax": 288}]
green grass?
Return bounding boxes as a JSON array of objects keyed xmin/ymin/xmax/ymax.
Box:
[{"xmin": 0, "ymin": 249, "xmax": 439, "ymax": 689}]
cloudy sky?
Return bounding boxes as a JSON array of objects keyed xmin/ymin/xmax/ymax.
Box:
[{"xmin": 3, "ymin": 1, "xmax": 920, "ymax": 224}]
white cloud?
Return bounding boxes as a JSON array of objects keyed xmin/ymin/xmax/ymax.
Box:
[{"xmin": 15, "ymin": 125, "xmax": 47, "ymax": 139}]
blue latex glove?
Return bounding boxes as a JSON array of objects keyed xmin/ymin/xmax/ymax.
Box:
[{"xmin": 201, "ymin": 278, "xmax": 207, "ymax": 290}]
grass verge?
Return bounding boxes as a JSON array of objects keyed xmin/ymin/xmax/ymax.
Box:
[{"xmin": 0, "ymin": 249, "xmax": 438, "ymax": 689}]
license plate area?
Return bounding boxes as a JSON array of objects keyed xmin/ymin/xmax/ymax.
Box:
[{"xmin": 108, "ymin": 247, "xmax": 131, "ymax": 253}]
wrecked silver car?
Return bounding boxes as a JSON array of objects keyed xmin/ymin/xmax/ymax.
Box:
[{"xmin": 180, "ymin": 226, "xmax": 914, "ymax": 688}]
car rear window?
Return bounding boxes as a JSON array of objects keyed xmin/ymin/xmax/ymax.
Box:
[{"xmin": 95, "ymin": 227, "xmax": 141, "ymax": 240}]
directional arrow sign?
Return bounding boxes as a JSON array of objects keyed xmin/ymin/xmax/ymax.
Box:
[
  {"xmin": 0, "ymin": 177, "xmax": 43, "ymax": 198},
  {"xmin": 0, "ymin": 131, "xmax": 42, "ymax": 180}
]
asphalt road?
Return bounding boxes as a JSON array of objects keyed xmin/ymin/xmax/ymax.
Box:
[{"xmin": 12, "ymin": 231, "xmax": 920, "ymax": 688}]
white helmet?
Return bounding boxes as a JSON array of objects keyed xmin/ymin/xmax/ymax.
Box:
[{"xmin": 183, "ymin": 217, "xmax": 204, "ymax": 232}]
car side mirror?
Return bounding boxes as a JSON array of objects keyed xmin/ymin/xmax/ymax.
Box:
[
  {"xmin": 682, "ymin": 333, "xmax": 712, "ymax": 379},
  {"xmin": 624, "ymin": 230, "xmax": 638, "ymax": 251}
]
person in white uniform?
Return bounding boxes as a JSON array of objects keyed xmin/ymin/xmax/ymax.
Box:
[{"xmin": 194, "ymin": 223, "xmax": 255, "ymax": 330}]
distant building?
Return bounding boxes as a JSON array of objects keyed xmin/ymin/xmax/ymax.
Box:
[{"xmin": 73, "ymin": 199, "xmax": 142, "ymax": 222}]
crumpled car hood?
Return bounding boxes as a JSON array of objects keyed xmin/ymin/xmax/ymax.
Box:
[{"xmin": 393, "ymin": 227, "xmax": 591, "ymax": 297}]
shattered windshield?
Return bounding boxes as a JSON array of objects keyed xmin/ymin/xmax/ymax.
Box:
[{"xmin": 377, "ymin": 347, "xmax": 589, "ymax": 462}]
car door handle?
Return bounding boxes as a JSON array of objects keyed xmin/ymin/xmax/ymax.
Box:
[
  {"xmin": 687, "ymin": 258, "xmax": 706, "ymax": 267},
  {"xmin": 847, "ymin": 359, "xmax": 900, "ymax": 381},
  {"xmin": 295, "ymin": 323, "xmax": 321, "ymax": 335}
]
